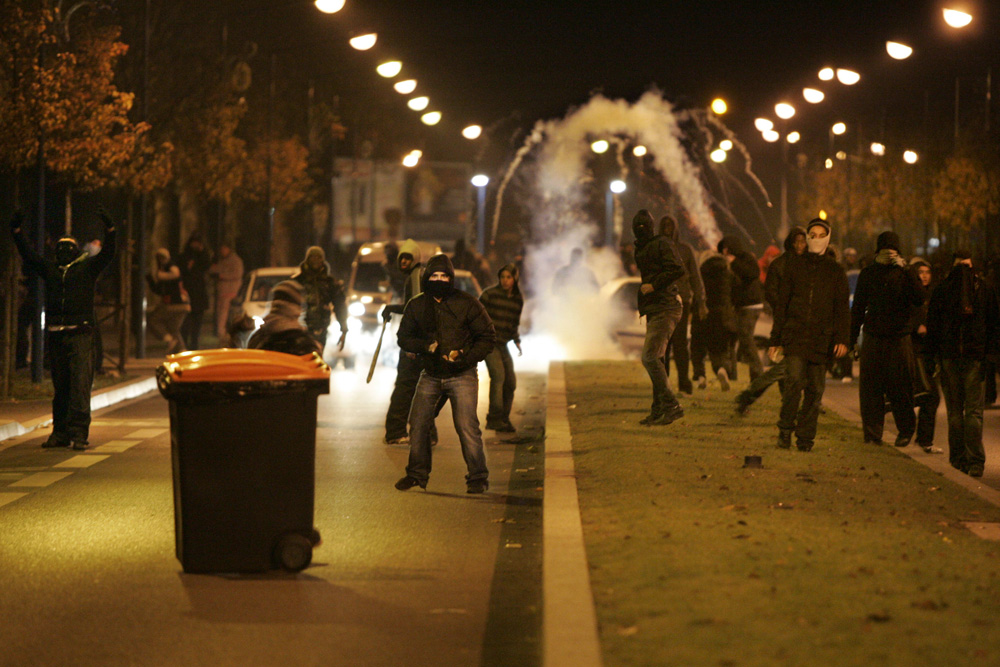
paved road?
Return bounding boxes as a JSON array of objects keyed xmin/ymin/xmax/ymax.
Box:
[{"xmin": 0, "ymin": 367, "xmax": 545, "ymax": 667}]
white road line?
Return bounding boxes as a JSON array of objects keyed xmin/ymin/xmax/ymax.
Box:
[
  {"xmin": 10, "ymin": 472, "xmax": 74, "ymax": 488},
  {"xmin": 123, "ymin": 429, "xmax": 167, "ymax": 440},
  {"xmin": 91, "ymin": 440, "xmax": 143, "ymax": 454},
  {"xmin": 54, "ymin": 455, "xmax": 110, "ymax": 469},
  {"xmin": 0, "ymin": 492, "xmax": 29, "ymax": 508},
  {"xmin": 543, "ymin": 362, "xmax": 603, "ymax": 667}
]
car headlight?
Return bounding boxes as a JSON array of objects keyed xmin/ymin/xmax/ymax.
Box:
[
  {"xmin": 252, "ymin": 316, "xmax": 264, "ymax": 330},
  {"xmin": 348, "ymin": 302, "xmax": 366, "ymax": 318}
]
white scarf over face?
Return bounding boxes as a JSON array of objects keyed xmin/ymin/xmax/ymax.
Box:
[{"xmin": 806, "ymin": 235, "xmax": 830, "ymax": 256}]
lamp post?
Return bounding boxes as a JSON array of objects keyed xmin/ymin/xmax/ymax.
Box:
[
  {"xmin": 471, "ymin": 174, "xmax": 489, "ymax": 254},
  {"xmin": 607, "ymin": 180, "xmax": 626, "ymax": 248}
]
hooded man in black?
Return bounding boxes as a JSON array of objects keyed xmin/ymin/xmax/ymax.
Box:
[
  {"xmin": 718, "ymin": 235, "xmax": 765, "ymax": 381},
  {"xmin": 11, "ymin": 209, "xmax": 117, "ymax": 450},
  {"xmin": 632, "ymin": 210, "xmax": 687, "ymax": 425},
  {"xmin": 850, "ymin": 231, "xmax": 924, "ymax": 446},
  {"xmin": 660, "ymin": 215, "xmax": 707, "ymax": 395},
  {"xmin": 394, "ymin": 254, "xmax": 496, "ymax": 493}
]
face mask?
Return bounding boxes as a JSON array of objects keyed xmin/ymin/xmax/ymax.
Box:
[
  {"xmin": 55, "ymin": 241, "xmax": 80, "ymax": 266},
  {"xmin": 425, "ymin": 279, "xmax": 454, "ymax": 298},
  {"xmin": 806, "ymin": 235, "xmax": 830, "ymax": 255},
  {"xmin": 633, "ymin": 222, "xmax": 652, "ymax": 242}
]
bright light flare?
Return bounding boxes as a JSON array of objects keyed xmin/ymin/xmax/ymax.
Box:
[
  {"xmin": 347, "ymin": 301, "xmax": 366, "ymax": 318},
  {"xmin": 836, "ymin": 68, "xmax": 861, "ymax": 85},
  {"xmin": 394, "ymin": 79, "xmax": 417, "ymax": 94},
  {"xmin": 775, "ymin": 102, "xmax": 795, "ymax": 119},
  {"xmin": 870, "ymin": 142, "xmax": 886, "ymax": 156},
  {"xmin": 886, "ymin": 41, "xmax": 913, "ymax": 60},
  {"xmin": 754, "ymin": 118, "xmax": 774, "ymax": 132},
  {"xmin": 421, "ymin": 111, "xmax": 442, "ymax": 126},
  {"xmin": 719, "ymin": 139, "xmax": 733, "ymax": 151},
  {"xmin": 803, "ymin": 88, "xmax": 825, "ymax": 103},
  {"xmin": 943, "ymin": 8, "xmax": 973, "ymax": 28},
  {"xmin": 376, "ymin": 61, "xmax": 402, "ymax": 78},
  {"xmin": 349, "ymin": 33, "xmax": 377, "ymax": 50},
  {"xmin": 462, "ymin": 124, "xmax": 482, "ymax": 140},
  {"xmin": 818, "ymin": 67, "xmax": 835, "ymax": 81},
  {"xmin": 402, "ymin": 150, "xmax": 421, "ymax": 168},
  {"xmin": 471, "ymin": 174, "xmax": 489, "ymax": 188},
  {"xmin": 762, "ymin": 130, "xmax": 779, "ymax": 143},
  {"xmin": 786, "ymin": 131, "xmax": 801, "ymax": 144},
  {"xmin": 407, "ymin": 96, "xmax": 429, "ymax": 111},
  {"xmin": 832, "ymin": 122, "xmax": 847, "ymax": 135},
  {"xmin": 710, "ymin": 148, "xmax": 727, "ymax": 163},
  {"xmin": 825, "ymin": 158, "xmax": 834, "ymax": 169},
  {"xmin": 591, "ymin": 139, "xmax": 609, "ymax": 154},
  {"xmin": 903, "ymin": 150, "xmax": 919, "ymax": 164},
  {"xmin": 711, "ymin": 98, "xmax": 728, "ymax": 114},
  {"xmin": 314, "ymin": 0, "xmax": 345, "ymax": 13},
  {"xmin": 609, "ymin": 179, "xmax": 626, "ymax": 194},
  {"xmin": 632, "ymin": 145, "xmax": 647, "ymax": 157},
  {"xmin": 836, "ymin": 150, "xmax": 847, "ymax": 161}
]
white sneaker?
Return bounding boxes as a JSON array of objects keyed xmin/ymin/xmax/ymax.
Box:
[{"xmin": 717, "ymin": 368, "xmax": 730, "ymax": 391}]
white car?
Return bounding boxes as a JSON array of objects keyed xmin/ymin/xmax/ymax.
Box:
[
  {"xmin": 226, "ymin": 266, "xmax": 298, "ymax": 345},
  {"xmin": 346, "ymin": 241, "xmax": 441, "ymax": 333},
  {"xmin": 599, "ymin": 276, "xmax": 644, "ymax": 355}
]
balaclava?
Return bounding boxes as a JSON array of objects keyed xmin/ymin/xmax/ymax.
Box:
[
  {"xmin": 632, "ymin": 210, "xmax": 655, "ymax": 245},
  {"xmin": 422, "ymin": 254, "xmax": 456, "ymax": 299},
  {"xmin": 805, "ymin": 219, "xmax": 831, "ymax": 256},
  {"xmin": 55, "ymin": 237, "xmax": 81, "ymax": 267}
]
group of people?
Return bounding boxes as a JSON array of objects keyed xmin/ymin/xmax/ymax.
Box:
[{"xmin": 630, "ymin": 209, "xmax": 1000, "ymax": 478}]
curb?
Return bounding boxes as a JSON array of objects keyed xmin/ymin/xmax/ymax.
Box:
[
  {"xmin": 543, "ymin": 362, "xmax": 603, "ymax": 667},
  {"xmin": 0, "ymin": 376, "xmax": 158, "ymax": 446}
]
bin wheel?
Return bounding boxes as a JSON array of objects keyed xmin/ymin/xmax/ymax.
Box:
[
  {"xmin": 275, "ymin": 533, "xmax": 313, "ymax": 572},
  {"xmin": 309, "ymin": 527, "xmax": 322, "ymax": 547}
]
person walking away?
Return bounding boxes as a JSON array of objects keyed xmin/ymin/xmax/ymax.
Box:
[
  {"xmin": 382, "ymin": 239, "xmax": 431, "ymax": 445},
  {"xmin": 693, "ymin": 250, "xmax": 738, "ymax": 390},
  {"xmin": 718, "ymin": 235, "xmax": 764, "ymax": 382},
  {"xmin": 736, "ymin": 226, "xmax": 807, "ymax": 413},
  {"xmin": 923, "ymin": 250, "xmax": 1000, "ymax": 477},
  {"xmin": 660, "ymin": 215, "xmax": 707, "ymax": 395},
  {"xmin": 146, "ymin": 248, "xmax": 191, "ymax": 355},
  {"xmin": 292, "ymin": 246, "xmax": 348, "ymax": 353},
  {"xmin": 907, "ymin": 258, "xmax": 940, "ymax": 453},
  {"xmin": 209, "ymin": 242, "xmax": 243, "ymax": 342},
  {"xmin": 768, "ymin": 218, "xmax": 850, "ymax": 451},
  {"xmin": 177, "ymin": 231, "xmax": 212, "ymax": 350},
  {"xmin": 10, "ymin": 209, "xmax": 117, "ymax": 451},
  {"xmin": 480, "ymin": 264, "xmax": 524, "ymax": 432},
  {"xmin": 247, "ymin": 280, "xmax": 322, "ymax": 356},
  {"xmin": 850, "ymin": 231, "xmax": 924, "ymax": 446},
  {"xmin": 394, "ymin": 254, "xmax": 496, "ymax": 493},
  {"xmin": 552, "ymin": 247, "xmax": 600, "ymax": 296},
  {"xmin": 631, "ymin": 210, "xmax": 686, "ymax": 424}
]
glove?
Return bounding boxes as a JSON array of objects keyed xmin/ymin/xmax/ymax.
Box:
[
  {"xmin": 381, "ymin": 307, "xmax": 393, "ymax": 322},
  {"xmin": 97, "ymin": 206, "xmax": 114, "ymax": 229},
  {"xmin": 10, "ymin": 211, "xmax": 23, "ymax": 233},
  {"xmin": 892, "ymin": 254, "xmax": 906, "ymax": 269}
]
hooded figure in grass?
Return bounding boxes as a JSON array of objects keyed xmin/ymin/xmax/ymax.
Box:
[
  {"xmin": 479, "ymin": 263, "xmax": 524, "ymax": 432},
  {"xmin": 631, "ymin": 209, "xmax": 687, "ymax": 426},
  {"xmin": 292, "ymin": 246, "xmax": 348, "ymax": 352},
  {"xmin": 394, "ymin": 254, "xmax": 496, "ymax": 494}
]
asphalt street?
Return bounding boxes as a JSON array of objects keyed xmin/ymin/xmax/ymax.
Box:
[{"xmin": 0, "ymin": 367, "xmax": 546, "ymax": 667}]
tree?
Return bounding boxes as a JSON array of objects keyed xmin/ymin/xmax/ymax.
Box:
[{"xmin": 932, "ymin": 155, "xmax": 1000, "ymax": 249}]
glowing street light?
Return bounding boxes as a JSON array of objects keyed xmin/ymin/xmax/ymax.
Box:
[
  {"xmin": 903, "ymin": 150, "xmax": 919, "ymax": 164},
  {"xmin": 775, "ymin": 102, "xmax": 796, "ymax": 119},
  {"xmin": 606, "ymin": 180, "xmax": 626, "ymax": 246},
  {"xmin": 609, "ymin": 179, "xmax": 627, "ymax": 194},
  {"xmin": 710, "ymin": 148, "xmax": 727, "ymax": 163},
  {"xmin": 471, "ymin": 174, "xmax": 490, "ymax": 253},
  {"xmin": 832, "ymin": 122, "xmax": 847, "ymax": 136},
  {"xmin": 836, "ymin": 150, "xmax": 847, "ymax": 160},
  {"xmin": 394, "ymin": 79, "xmax": 417, "ymax": 94},
  {"xmin": 471, "ymin": 174, "xmax": 489, "ymax": 188},
  {"xmin": 421, "ymin": 111, "xmax": 442, "ymax": 126},
  {"xmin": 754, "ymin": 118, "xmax": 774, "ymax": 132},
  {"xmin": 943, "ymin": 8, "xmax": 973, "ymax": 28},
  {"xmin": 818, "ymin": 67, "xmax": 835, "ymax": 81},
  {"xmin": 402, "ymin": 151, "xmax": 421, "ymax": 168},
  {"xmin": 591, "ymin": 139, "xmax": 610, "ymax": 154},
  {"xmin": 786, "ymin": 131, "xmax": 801, "ymax": 144},
  {"xmin": 762, "ymin": 129, "xmax": 780, "ymax": 143},
  {"xmin": 836, "ymin": 68, "xmax": 861, "ymax": 85},
  {"xmin": 825, "ymin": 158, "xmax": 834, "ymax": 169},
  {"xmin": 719, "ymin": 139, "xmax": 733, "ymax": 151},
  {"xmin": 711, "ymin": 98, "xmax": 728, "ymax": 115},
  {"xmin": 632, "ymin": 145, "xmax": 647, "ymax": 157},
  {"xmin": 376, "ymin": 61, "xmax": 402, "ymax": 78},
  {"xmin": 349, "ymin": 33, "xmax": 377, "ymax": 50},
  {"xmin": 870, "ymin": 142, "xmax": 886, "ymax": 156},
  {"xmin": 462, "ymin": 125, "xmax": 482, "ymax": 140},
  {"xmin": 803, "ymin": 88, "xmax": 825, "ymax": 104},
  {"xmin": 407, "ymin": 96, "xmax": 429, "ymax": 111},
  {"xmin": 314, "ymin": 0, "xmax": 345, "ymax": 13},
  {"xmin": 886, "ymin": 41, "xmax": 913, "ymax": 60}
]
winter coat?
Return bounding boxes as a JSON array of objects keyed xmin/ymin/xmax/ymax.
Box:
[
  {"xmin": 728, "ymin": 251, "xmax": 764, "ymax": 308},
  {"xmin": 662, "ymin": 223, "xmax": 706, "ymax": 309},
  {"xmin": 12, "ymin": 227, "xmax": 117, "ymax": 328},
  {"xmin": 850, "ymin": 259, "xmax": 924, "ymax": 345},
  {"xmin": 383, "ymin": 238, "xmax": 425, "ymax": 318},
  {"xmin": 247, "ymin": 300, "xmax": 321, "ymax": 356},
  {"xmin": 292, "ymin": 257, "xmax": 348, "ymax": 335},
  {"xmin": 177, "ymin": 244, "xmax": 212, "ymax": 311},
  {"xmin": 907, "ymin": 267, "xmax": 932, "ymax": 356},
  {"xmin": 398, "ymin": 254, "xmax": 496, "ymax": 378},
  {"xmin": 924, "ymin": 265, "xmax": 1000, "ymax": 362},
  {"xmin": 633, "ymin": 235, "xmax": 685, "ymax": 317},
  {"xmin": 770, "ymin": 251, "xmax": 851, "ymax": 363},
  {"xmin": 700, "ymin": 254, "xmax": 738, "ymax": 338},
  {"xmin": 479, "ymin": 264, "xmax": 523, "ymax": 346}
]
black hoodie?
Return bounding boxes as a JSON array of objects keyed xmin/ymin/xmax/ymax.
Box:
[
  {"xmin": 398, "ymin": 254, "xmax": 496, "ymax": 378},
  {"xmin": 632, "ymin": 212, "xmax": 685, "ymax": 317}
]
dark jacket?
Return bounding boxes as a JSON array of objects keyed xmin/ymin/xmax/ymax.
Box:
[
  {"xmin": 662, "ymin": 222, "xmax": 706, "ymax": 309},
  {"xmin": 770, "ymin": 251, "xmax": 851, "ymax": 363},
  {"xmin": 634, "ymin": 236, "xmax": 685, "ymax": 317},
  {"xmin": 700, "ymin": 254, "xmax": 738, "ymax": 350},
  {"xmin": 177, "ymin": 243, "xmax": 212, "ymax": 311},
  {"xmin": 850, "ymin": 259, "xmax": 924, "ymax": 344},
  {"xmin": 907, "ymin": 262, "xmax": 932, "ymax": 356},
  {"xmin": 292, "ymin": 261, "xmax": 348, "ymax": 335},
  {"xmin": 925, "ymin": 264, "xmax": 1000, "ymax": 362},
  {"xmin": 147, "ymin": 259, "xmax": 186, "ymax": 306},
  {"xmin": 398, "ymin": 254, "xmax": 496, "ymax": 378},
  {"xmin": 383, "ymin": 238, "xmax": 424, "ymax": 318},
  {"xmin": 479, "ymin": 264, "xmax": 523, "ymax": 346},
  {"xmin": 721, "ymin": 236, "xmax": 764, "ymax": 308},
  {"xmin": 13, "ymin": 227, "xmax": 117, "ymax": 328},
  {"xmin": 763, "ymin": 228, "xmax": 806, "ymax": 310}
]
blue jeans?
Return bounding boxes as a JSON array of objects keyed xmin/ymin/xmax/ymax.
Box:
[
  {"xmin": 485, "ymin": 343, "xmax": 516, "ymax": 424},
  {"xmin": 406, "ymin": 368, "xmax": 488, "ymax": 484},
  {"xmin": 939, "ymin": 358, "xmax": 985, "ymax": 471},
  {"xmin": 641, "ymin": 303, "xmax": 683, "ymax": 415}
]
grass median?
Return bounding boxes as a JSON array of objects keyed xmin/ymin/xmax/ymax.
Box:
[{"xmin": 564, "ymin": 360, "xmax": 1000, "ymax": 666}]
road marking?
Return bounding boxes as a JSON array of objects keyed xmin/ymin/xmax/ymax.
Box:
[
  {"xmin": 10, "ymin": 472, "xmax": 74, "ymax": 487},
  {"xmin": 963, "ymin": 522, "xmax": 1000, "ymax": 541},
  {"xmin": 54, "ymin": 455, "xmax": 110, "ymax": 469},
  {"xmin": 124, "ymin": 428, "xmax": 167, "ymax": 440},
  {"xmin": 0, "ymin": 492, "xmax": 29, "ymax": 508},
  {"xmin": 91, "ymin": 440, "xmax": 142, "ymax": 453}
]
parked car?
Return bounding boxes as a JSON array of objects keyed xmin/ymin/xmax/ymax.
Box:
[
  {"xmin": 599, "ymin": 276, "xmax": 644, "ymax": 356},
  {"xmin": 346, "ymin": 241, "xmax": 441, "ymax": 333},
  {"xmin": 226, "ymin": 266, "xmax": 298, "ymax": 346}
]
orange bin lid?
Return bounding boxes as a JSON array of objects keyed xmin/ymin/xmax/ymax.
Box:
[{"xmin": 159, "ymin": 348, "xmax": 330, "ymax": 383}]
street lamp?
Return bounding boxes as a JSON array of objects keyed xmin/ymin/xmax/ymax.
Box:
[
  {"xmin": 818, "ymin": 67, "xmax": 835, "ymax": 81},
  {"xmin": 786, "ymin": 131, "xmax": 801, "ymax": 144},
  {"xmin": 349, "ymin": 33, "xmax": 377, "ymax": 50},
  {"xmin": 710, "ymin": 148, "xmax": 727, "ymax": 163},
  {"xmin": 719, "ymin": 139, "xmax": 733, "ymax": 151},
  {"xmin": 762, "ymin": 129, "xmax": 779, "ymax": 142},
  {"xmin": 836, "ymin": 69, "xmax": 861, "ymax": 85},
  {"xmin": 402, "ymin": 150, "xmax": 421, "ymax": 168},
  {"xmin": 903, "ymin": 150, "xmax": 919, "ymax": 164},
  {"xmin": 407, "ymin": 96, "xmax": 429, "ymax": 111},
  {"xmin": 632, "ymin": 145, "xmax": 647, "ymax": 157},
  {"xmin": 870, "ymin": 142, "xmax": 886, "ymax": 156},
  {"xmin": 394, "ymin": 79, "xmax": 417, "ymax": 94},
  {"xmin": 943, "ymin": 8, "xmax": 973, "ymax": 28},
  {"xmin": 421, "ymin": 111, "xmax": 441, "ymax": 126},
  {"xmin": 314, "ymin": 0, "xmax": 345, "ymax": 13},
  {"xmin": 591, "ymin": 139, "xmax": 610, "ymax": 154},
  {"xmin": 803, "ymin": 88, "xmax": 825, "ymax": 103},
  {"xmin": 471, "ymin": 174, "xmax": 489, "ymax": 254},
  {"xmin": 606, "ymin": 180, "xmax": 626, "ymax": 247},
  {"xmin": 832, "ymin": 122, "xmax": 847, "ymax": 136},
  {"xmin": 462, "ymin": 125, "xmax": 482, "ymax": 140},
  {"xmin": 754, "ymin": 118, "xmax": 774, "ymax": 132},
  {"xmin": 775, "ymin": 102, "xmax": 796, "ymax": 119},
  {"xmin": 886, "ymin": 41, "xmax": 913, "ymax": 60},
  {"xmin": 711, "ymin": 98, "xmax": 728, "ymax": 115},
  {"xmin": 376, "ymin": 61, "xmax": 402, "ymax": 78}
]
